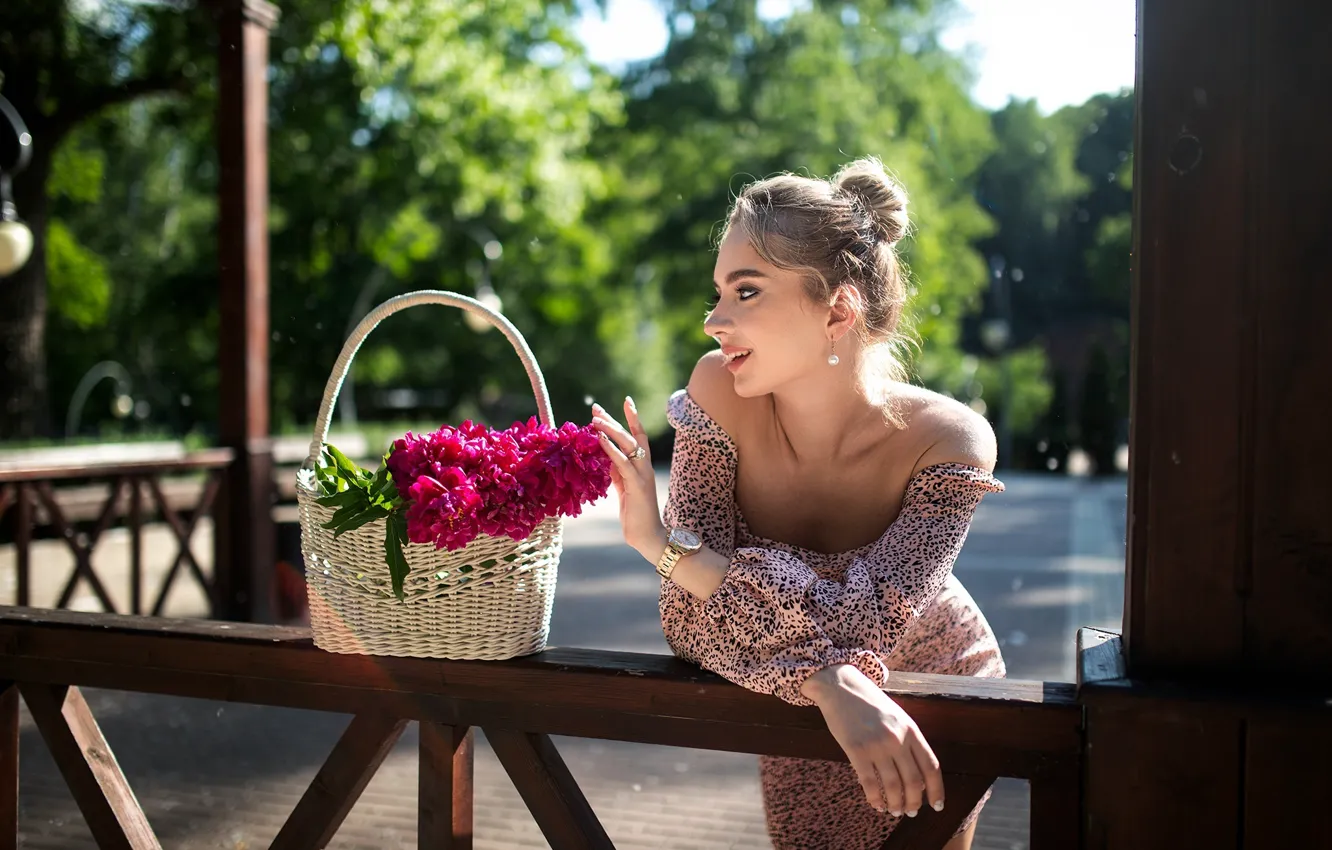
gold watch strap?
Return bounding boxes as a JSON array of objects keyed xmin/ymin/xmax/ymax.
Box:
[{"xmin": 656, "ymin": 544, "xmax": 684, "ymax": 580}]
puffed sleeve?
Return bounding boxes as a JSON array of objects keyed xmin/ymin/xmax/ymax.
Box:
[{"xmin": 657, "ymin": 391, "xmax": 1003, "ymax": 706}]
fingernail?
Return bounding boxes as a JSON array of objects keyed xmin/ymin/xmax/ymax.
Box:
[
  {"xmin": 906, "ymin": 810, "xmax": 918, "ymax": 818},
  {"xmin": 592, "ymin": 402, "xmax": 604, "ymax": 413},
  {"xmin": 889, "ymin": 810, "xmax": 902, "ymax": 818},
  {"xmin": 626, "ymin": 396, "xmax": 637, "ymax": 412},
  {"xmin": 932, "ymin": 800, "xmax": 945, "ymax": 812}
]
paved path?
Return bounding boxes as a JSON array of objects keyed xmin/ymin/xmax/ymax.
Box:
[{"xmin": 7, "ymin": 470, "xmax": 1126, "ymax": 849}]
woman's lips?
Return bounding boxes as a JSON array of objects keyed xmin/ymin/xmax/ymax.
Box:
[{"xmin": 726, "ymin": 352, "xmax": 750, "ymax": 372}]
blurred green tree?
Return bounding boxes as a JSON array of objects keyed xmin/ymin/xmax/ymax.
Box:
[
  {"xmin": 0, "ymin": 0, "xmax": 210, "ymax": 437},
  {"xmin": 6, "ymin": 0, "xmax": 636, "ymax": 443},
  {"xmin": 968, "ymin": 90, "xmax": 1133, "ymax": 469},
  {"xmin": 598, "ymin": 0, "xmax": 998, "ymax": 395}
]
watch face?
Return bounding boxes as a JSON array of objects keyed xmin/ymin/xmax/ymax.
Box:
[{"xmin": 670, "ymin": 528, "xmax": 702, "ymax": 550}]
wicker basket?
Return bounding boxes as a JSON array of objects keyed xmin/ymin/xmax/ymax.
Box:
[{"xmin": 295, "ymin": 290, "xmax": 563, "ymax": 660}]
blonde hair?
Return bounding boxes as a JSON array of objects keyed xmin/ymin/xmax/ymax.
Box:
[{"xmin": 721, "ymin": 157, "xmax": 913, "ymax": 422}]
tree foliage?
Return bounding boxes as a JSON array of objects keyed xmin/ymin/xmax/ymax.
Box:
[{"xmin": 3, "ymin": 0, "xmax": 1133, "ymax": 472}]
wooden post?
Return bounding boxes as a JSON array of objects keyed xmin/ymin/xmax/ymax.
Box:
[
  {"xmin": 213, "ymin": 0, "xmax": 279, "ymax": 622},
  {"xmin": 1084, "ymin": 0, "xmax": 1332, "ymax": 846},
  {"xmin": 420, "ymin": 724, "xmax": 474, "ymax": 850},
  {"xmin": 1126, "ymin": 0, "xmax": 1332, "ymax": 683}
]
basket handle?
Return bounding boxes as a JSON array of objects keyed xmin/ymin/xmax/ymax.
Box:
[{"xmin": 303, "ymin": 290, "xmax": 554, "ymax": 470}]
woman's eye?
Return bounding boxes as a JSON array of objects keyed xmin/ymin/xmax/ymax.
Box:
[{"xmin": 707, "ymin": 287, "xmax": 759, "ymax": 308}]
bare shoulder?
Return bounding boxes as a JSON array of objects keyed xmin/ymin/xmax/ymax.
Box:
[
  {"xmin": 685, "ymin": 351, "xmax": 754, "ymax": 434},
  {"xmin": 893, "ymin": 385, "xmax": 998, "ymax": 474}
]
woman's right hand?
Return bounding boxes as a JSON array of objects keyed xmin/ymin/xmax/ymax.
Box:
[{"xmin": 803, "ymin": 664, "xmax": 945, "ymax": 817}]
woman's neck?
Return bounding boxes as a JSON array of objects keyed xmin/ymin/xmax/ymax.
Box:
[{"xmin": 768, "ymin": 366, "xmax": 885, "ymax": 465}]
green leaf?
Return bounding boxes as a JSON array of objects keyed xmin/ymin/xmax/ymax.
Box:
[
  {"xmin": 385, "ymin": 513, "xmax": 410, "ymax": 602},
  {"xmin": 316, "ymin": 488, "xmax": 366, "ymax": 509},
  {"xmin": 321, "ymin": 494, "xmax": 370, "ymax": 532},
  {"xmin": 371, "ymin": 471, "xmax": 400, "ymax": 507},
  {"xmin": 325, "ymin": 444, "xmax": 365, "ymax": 482},
  {"xmin": 331, "ymin": 504, "xmax": 390, "ymax": 535},
  {"xmin": 324, "ymin": 502, "xmax": 389, "ymax": 536}
]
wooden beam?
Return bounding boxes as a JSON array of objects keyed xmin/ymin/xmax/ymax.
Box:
[
  {"xmin": 878, "ymin": 773, "xmax": 994, "ymax": 849},
  {"xmin": 1082, "ymin": 690, "xmax": 1241, "ymax": 850},
  {"xmin": 30, "ymin": 480, "xmax": 118, "ymax": 612},
  {"xmin": 18, "ymin": 685, "xmax": 159, "ymax": 850},
  {"xmin": 1240, "ymin": 0, "xmax": 1332, "ymax": 678},
  {"xmin": 1077, "ymin": 628, "xmax": 1126, "ymax": 689},
  {"xmin": 0, "ymin": 606, "xmax": 1082, "ymax": 781},
  {"xmin": 1127, "ymin": 0, "xmax": 1250, "ymax": 676},
  {"xmin": 487, "ymin": 730, "xmax": 613, "ymax": 850},
  {"xmin": 0, "ymin": 450, "xmax": 235, "ymax": 483},
  {"xmin": 1075, "ymin": 622, "xmax": 1332, "ymax": 850},
  {"xmin": 270, "ymin": 713, "xmax": 407, "ymax": 850},
  {"xmin": 419, "ymin": 724, "xmax": 473, "ymax": 850},
  {"xmin": 145, "ymin": 472, "xmax": 221, "ymax": 616},
  {"xmin": 213, "ymin": 0, "xmax": 279, "ymax": 623},
  {"xmin": 1, "ymin": 683, "xmax": 16, "ymax": 850},
  {"xmin": 1128, "ymin": 0, "xmax": 1332, "ymax": 679},
  {"xmin": 14, "ymin": 485, "xmax": 30, "ymax": 607},
  {"xmin": 1028, "ymin": 767, "xmax": 1082, "ymax": 850},
  {"xmin": 1244, "ymin": 717, "xmax": 1332, "ymax": 847}
]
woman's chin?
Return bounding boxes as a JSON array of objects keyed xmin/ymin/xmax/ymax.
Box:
[{"xmin": 729, "ymin": 373, "xmax": 767, "ymax": 398}]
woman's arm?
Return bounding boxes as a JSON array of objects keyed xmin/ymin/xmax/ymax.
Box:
[{"xmin": 598, "ymin": 399, "xmax": 998, "ymax": 710}]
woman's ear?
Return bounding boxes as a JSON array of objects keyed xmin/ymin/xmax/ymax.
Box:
[{"xmin": 827, "ymin": 285, "xmax": 863, "ymax": 338}]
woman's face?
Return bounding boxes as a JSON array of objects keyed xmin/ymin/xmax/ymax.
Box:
[{"xmin": 705, "ymin": 228, "xmax": 833, "ymax": 398}]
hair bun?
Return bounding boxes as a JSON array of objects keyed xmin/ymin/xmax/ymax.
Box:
[{"xmin": 834, "ymin": 157, "xmax": 909, "ymax": 245}]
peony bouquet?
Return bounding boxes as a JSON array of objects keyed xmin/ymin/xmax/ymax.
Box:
[{"xmin": 313, "ymin": 418, "xmax": 612, "ymax": 600}]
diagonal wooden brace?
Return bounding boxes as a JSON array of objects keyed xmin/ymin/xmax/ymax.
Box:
[
  {"xmin": 420, "ymin": 723, "xmax": 474, "ymax": 850},
  {"xmin": 18, "ymin": 684, "xmax": 159, "ymax": 850},
  {"xmin": 32, "ymin": 480, "xmax": 120, "ymax": 612},
  {"xmin": 878, "ymin": 773, "xmax": 997, "ymax": 849},
  {"xmin": 2, "ymin": 682, "xmax": 17, "ymax": 850},
  {"xmin": 147, "ymin": 471, "xmax": 222, "ymax": 616},
  {"xmin": 487, "ymin": 729, "xmax": 614, "ymax": 850},
  {"xmin": 270, "ymin": 712, "xmax": 407, "ymax": 850}
]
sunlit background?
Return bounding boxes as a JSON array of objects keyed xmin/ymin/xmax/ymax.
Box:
[
  {"xmin": 1, "ymin": 2, "xmax": 1135, "ymax": 846},
  {"xmin": 578, "ymin": 0, "xmax": 1136, "ymax": 111}
]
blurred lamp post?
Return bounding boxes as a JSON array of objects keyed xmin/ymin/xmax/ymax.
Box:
[
  {"xmin": 65, "ymin": 361, "xmax": 136, "ymax": 438},
  {"xmin": 983, "ymin": 253, "xmax": 1015, "ymax": 468},
  {"xmin": 0, "ymin": 95, "xmax": 34, "ymax": 279},
  {"xmin": 980, "ymin": 317, "xmax": 1014, "ymax": 469}
]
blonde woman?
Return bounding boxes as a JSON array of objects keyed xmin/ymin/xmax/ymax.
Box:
[{"xmin": 593, "ymin": 158, "xmax": 1004, "ymax": 850}]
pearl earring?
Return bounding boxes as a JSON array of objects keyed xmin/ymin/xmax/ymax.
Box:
[{"xmin": 828, "ymin": 339, "xmax": 840, "ymax": 366}]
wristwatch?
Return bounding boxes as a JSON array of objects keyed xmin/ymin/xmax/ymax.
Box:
[{"xmin": 656, "ymin": 527, "xmax": 703, "ymax": 580}]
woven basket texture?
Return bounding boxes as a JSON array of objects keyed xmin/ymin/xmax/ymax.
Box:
[{"xmin": 297, "ymin": 290, "xmax": 564, "ymax": 660}]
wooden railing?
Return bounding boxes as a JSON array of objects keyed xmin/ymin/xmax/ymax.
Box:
[
  {"xmin": 0, "ymin": 606, "xmax": 1084, "ymax": 849},
  {"xmin": 0, "ymin": 451, "xmax": 234, "ymax": 617}
]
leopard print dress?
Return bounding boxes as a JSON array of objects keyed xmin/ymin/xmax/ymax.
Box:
[{"xmin": 659, "ymin": 390, "xmax": 1007, "ymax": 849}]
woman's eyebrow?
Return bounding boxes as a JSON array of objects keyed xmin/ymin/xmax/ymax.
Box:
[{"xmin": 714, "ymin": 268, "xmax": 769, "ymax": 288}]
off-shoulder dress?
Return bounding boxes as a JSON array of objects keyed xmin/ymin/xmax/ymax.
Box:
[{"xmin": 658, "ymin": 390, "xmax": 1007, "ymax": 849}]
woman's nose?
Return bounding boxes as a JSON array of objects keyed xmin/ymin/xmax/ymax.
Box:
[{"xmin": 703, "ymin": 307, "xmax": 733, "ymax": 335}]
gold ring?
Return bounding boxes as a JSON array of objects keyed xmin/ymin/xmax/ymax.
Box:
[{"xmin": 629, "ymin": 445, "xmax": 646, "ymax": 460}]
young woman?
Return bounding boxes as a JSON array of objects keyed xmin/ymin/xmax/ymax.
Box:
[{"xmin": 592, "ymin": 157, "xmax": 1005, "ymax": 850}]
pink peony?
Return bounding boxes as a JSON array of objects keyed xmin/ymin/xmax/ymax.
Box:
[{"xmin": 386, "ymin": 417, "xmax": 613, "ymax": 552}]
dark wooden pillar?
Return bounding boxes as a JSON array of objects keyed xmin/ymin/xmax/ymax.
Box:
[
  {"xmin": 213, "ymin": 0, "xmax": 279, "ymax": 622},
  {"xmin": 1126, "ymin": 0, "xmax": 1332, "ymax": 684},
  {"xmin": 1082, "ymin": 0, "xmax": 1332, "ymax": 846}
]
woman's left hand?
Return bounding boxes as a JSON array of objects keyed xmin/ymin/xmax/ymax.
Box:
[{"xmin": 592, "ymin": 397, "xmax": 666, "ymax": 563}]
